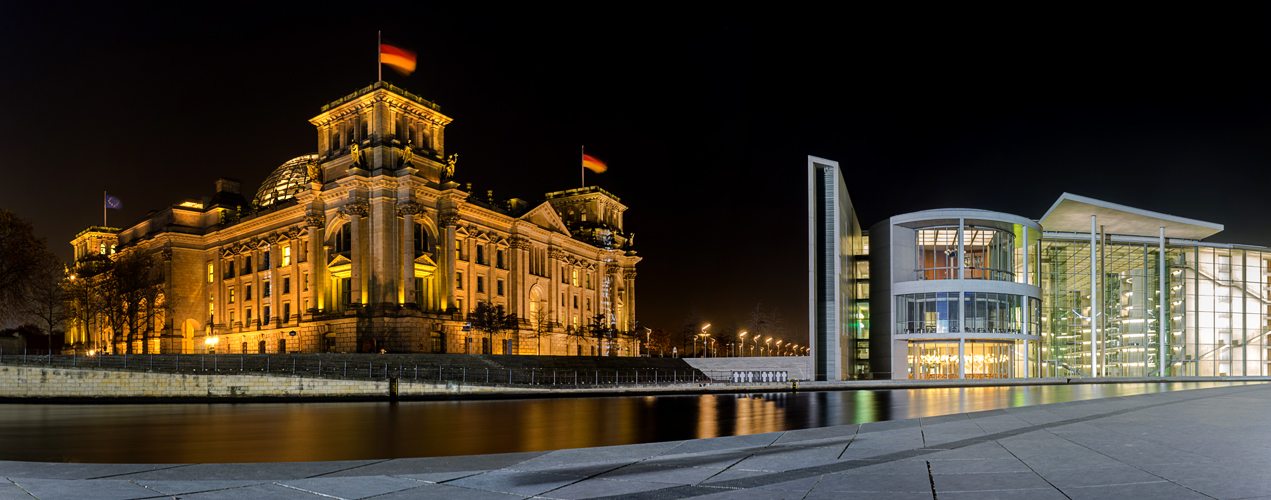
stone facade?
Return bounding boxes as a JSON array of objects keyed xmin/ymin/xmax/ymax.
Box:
[{"xmin": 68, "ymin": 82, "xmax": 641, "ymax": 356}]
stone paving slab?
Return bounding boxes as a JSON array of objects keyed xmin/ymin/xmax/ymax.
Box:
[{"xmin": 2, "ymin": 383, "xmax": 1270, "ymax": 499}]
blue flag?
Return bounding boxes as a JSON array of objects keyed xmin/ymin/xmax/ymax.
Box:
[{"xmin": 105, "ymin": 194, "xmax": 122, "ymax": 210}]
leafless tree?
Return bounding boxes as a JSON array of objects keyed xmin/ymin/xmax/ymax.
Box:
[{"xmin": 0, "ymin": 210, "xmax": 58, "ymax": 325}]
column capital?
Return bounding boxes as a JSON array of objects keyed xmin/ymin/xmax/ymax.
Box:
[
  {"xmin": 547, "ymin": 247, "xmax": 566, "ymax": 260},
  {"xmin": 339, "ymin": 201, "xmax": 370, "ymax": 218},
  {"xmin": 440, "ymin": 212, "xmax": 461, "ymax": 227},
  {"xmin": 508, "ymin": 235, "xmax": 532, "ymax": 250},
  {"xmin": 397, "ymin": 202, "xmax": 423, "ymax": 217},
  {"xmin": 304, "ymin": 210, "xmax": 326, "ymax": 228}
]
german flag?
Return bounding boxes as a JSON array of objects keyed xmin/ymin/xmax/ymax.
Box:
[
  {"xmin": 582, "ymin": 154, "xmax": 608, "ymax": 173},
  {"xmin": 381, "ymin": 44, "xmax": 417, "ymax": 76}
]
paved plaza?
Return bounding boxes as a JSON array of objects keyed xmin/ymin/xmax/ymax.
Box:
[{"xmin": 3, "ymin": 383, "xmax": 1270, "ymax": 499}]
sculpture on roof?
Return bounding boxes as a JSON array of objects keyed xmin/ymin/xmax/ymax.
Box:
[
  {"xmin": 402, "ymin": 140, "xmax": 414, "ymax": 166},
  {"xmin": 445, "ymin": 153, "xmax": 458, "ymax": 179},
  {"xmin": 350, "ymin": 141, "xmax": 362, "ymax": 166}
]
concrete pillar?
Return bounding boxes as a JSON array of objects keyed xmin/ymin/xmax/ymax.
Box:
[
  {"xmin": 958, "ymin": 338, "xmax": 966, "ymax": 379},
  {"xmin": 1160, "ymin": 226, "xmax": 1167, "ymax": 376},
  {"xmin": 1090, "ymin": 215, "xmax": 1098, "ymax": 377},
  {"xmin": 624, "ymin": 270, "xmax": 637, "ymax": 332}
]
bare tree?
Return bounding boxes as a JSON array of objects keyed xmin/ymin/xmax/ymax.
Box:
[
  {"xmin": 0, "ymin": 210, "xmax": 58, "ymax": 325},
  {"xmin": 468, "ymin": 301, "xmax": 517, "ymax": 355},
  {"xmin": 66, "ymin": 253, "xmax": 111, "ymax": 351},
  {"xmin": 25, "ymin": 259, "xmax": 65, "ymax": 340},
  {"xmin": 530, "ymin": 300, "xmax": 552, "ymax": 355},
  {"xmin": 99, "ymin": 248, "xmax": 165, "ymax": 354}
]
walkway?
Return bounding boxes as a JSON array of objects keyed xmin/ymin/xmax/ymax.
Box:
[{"xmin": 3, "ymin": 383, "xmax": 1269, "ymax": 499}]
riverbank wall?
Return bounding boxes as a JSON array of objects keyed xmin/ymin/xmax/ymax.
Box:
[{"xmin": 2, "ymin": 364, "xmax": 1269, "ymax": 402}]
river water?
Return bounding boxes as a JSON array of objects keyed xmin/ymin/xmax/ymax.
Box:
[{"xmin": 0, "ymin": 382, "xmax": 1249, "ymax": 463}]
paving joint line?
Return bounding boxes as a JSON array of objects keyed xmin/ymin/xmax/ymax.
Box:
[
  {"xmin": 86, "ymin": 463, "xmax": 192, "ymax": 480},
  {"xmin": 581, "ymin": 384, "xmax": 1271, "ymax": 500},
  {"xmin": 1039, "ymin": 423, "xmax": 1219, "ymax": 499},
  {"xmin": 304, "ymin": 459, "xmax": 393, "ymax": 478}
]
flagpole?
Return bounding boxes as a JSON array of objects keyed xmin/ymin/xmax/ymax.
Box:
[
  {"xmin": 581, "ymin": 145, "xmax": 585, "ymax": 188},
  {"xmin": 103, "ymin": 191, "xmax": 106, "ymax": 227},
  {"xmin": 378, "ymin": 31, "xmax": 382, "ymax": 82}
]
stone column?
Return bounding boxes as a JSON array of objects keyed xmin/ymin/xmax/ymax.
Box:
[
  {"xmin": 440, "ymin": 212, "xmax": 460, "ymax": 312},
  {"xmin": 398, "ymin": 202, "xmax": 421, "ymax": 306},
  {"xmin": 508, "ymin": 236, "xmax": 529, "ymax": 323},
  {"xmin": 548, "ymin": 247, "xmax": 564, "ymax": 325},
  {"xmin": 304, "ymin": 210, "xmax": 325, "ymax": 315},
  {"xmin": 342, "ymin": 202, "xmax": 370, "ymax": 306},
  {"xmin": 623, "ymin": 269, "xmax": 637, "ymax": 332}
]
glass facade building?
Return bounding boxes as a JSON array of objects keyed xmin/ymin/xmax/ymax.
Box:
[{"xmin": 808, "ymin": 157, "xmax": 1266, "ymax": 380}]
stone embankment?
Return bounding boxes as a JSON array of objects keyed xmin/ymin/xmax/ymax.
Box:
[{"xmin": 4, "ymin": 363, "xmax": 1271, "ymax": 401}]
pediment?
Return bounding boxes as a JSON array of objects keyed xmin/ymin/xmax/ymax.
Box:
[
  {"xmin": 519, "ymin": 202, "xmax": 572, "ymax": 236},
  {"xmin": 327, "ymin": 253, "xmax": 352, "ymax": 268}
]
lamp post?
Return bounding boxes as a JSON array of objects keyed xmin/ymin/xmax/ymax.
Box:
[
  {"xmin": 738, "ymin": 331, "xmax": 748, "ymax": 357},
  {"xmin": 775, "ymin": 340, "xmax": 783, "ymax": 357},
  {"xmin": 644, "ymin": 327, "xmax": 651, "ymax": 357},
  {"xmin": 765, "ymin": 337, "xmax": 773, "ymax": 357},
  {"xmin": 698, "ymin": 323, "xmax": 710, "ymax": 358}
]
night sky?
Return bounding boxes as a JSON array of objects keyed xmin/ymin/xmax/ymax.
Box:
[{"xmin": 4, "ymin": 5, "xmax": 1271, "ymax": 342}]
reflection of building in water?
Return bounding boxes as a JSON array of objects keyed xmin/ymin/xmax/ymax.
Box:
[
  {"xmin": 65, "ymin": 82, "xmax": 640, "ymax": 356},
  {"xmin": 811, "ymin": 155, "xmax": 1271, "ymax": 380}
]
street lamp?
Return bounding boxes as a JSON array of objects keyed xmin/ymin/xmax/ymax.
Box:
[
  {"xmin": 776, "ymin": 340, "xmax": 783, "ymax": 357},
  {"xmin": 765, "ymin": 337, "xmax": 773, "ymax": 357},
  {"xmin": 738, "ymin": 331, "xmax": 748, "ymax": 357},
  {"xmin": 698, "ymin": 323, "xmax": 711, "ymax": 358}
]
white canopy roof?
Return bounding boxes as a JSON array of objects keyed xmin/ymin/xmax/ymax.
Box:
[{"xmin": 1040, "ymin": 193, "xmax": 1223, "ymax": 240}]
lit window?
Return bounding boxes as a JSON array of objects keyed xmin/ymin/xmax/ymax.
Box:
[
  {"xmin": 229, "ymin": 310, "xmax": 235, "ymax": 324},
  {"xmin": 100, "ymin": 243, "xmax": 106, "ymax": 254},
  {"xmin": 283, "ymin": 246, "xmax": 291, "ymax": 266},
  {"xmin": 208, "ymin": 263, "xmax": 214, "ymax": 283},
  {"xmin": 572, "ymin": 269, "xmax": 579, "ymax": 287},
  {"xmin": 228, "ymin": 287, "xmax": 235, "ymax": 304}
]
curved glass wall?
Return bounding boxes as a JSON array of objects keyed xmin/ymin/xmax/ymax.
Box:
[
  {"xmin": 896, "ymin": 292, "xmax": 959, "ymax": 334},
  {"xmin": 915, "ymin": 226, "xmax": 960, "ymax": 280},
  {"xmin": 964, "ymin": 226, "xmax": 1014, "ymax": 281},
  {"xmin": 915, "ymin": 225, "xmax": 1016, "ymax": 281},
  {"xmin": 963, "ymin": 292, "xmax": 1029, "ymax": 334},
  {"xmin": 907, "ymin": 340, "xmax": 1018, "ymax": 380}
]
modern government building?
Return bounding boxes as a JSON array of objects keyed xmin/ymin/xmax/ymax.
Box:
[
  {"xmin": 810, "ymin": 155, "xmax": 1269, "ymax": 381},
  {"xmin": 65, "ymin": 82, "xmax": 641, "ymax": 356}
]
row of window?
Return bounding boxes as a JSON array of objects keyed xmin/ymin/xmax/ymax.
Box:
[
  {"xmin": 225, "ymin": 274, "xmax": 309, "ymax": 304},
  {"xmin": 896, "ymin": 292, "xmax": 1040, "ymax": 335},
  {"xmin": 215, "ymin": 298, "xmax": 312, "ymax": 328},
  {"xmin": 211, "ymin": 247, "xmax": 300, "ymax": 282}
]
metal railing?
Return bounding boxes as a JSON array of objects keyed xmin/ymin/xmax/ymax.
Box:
[{"xmin": 0, "ymin": 349, "xmax": 725, "ymax": 387}]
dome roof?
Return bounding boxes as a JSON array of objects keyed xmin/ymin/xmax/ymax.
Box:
[{"xmin": 254, "ymin": 154, "xmax": 320, "ymax": 207}]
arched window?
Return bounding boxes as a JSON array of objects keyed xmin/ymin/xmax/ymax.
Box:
[
  {"xmin": 334, "ymin": 224, "xmax": 352, "ymax": 255},
  {"xmin": 414, "ymin": 222, "xmax": 428, "ymax": 256}
]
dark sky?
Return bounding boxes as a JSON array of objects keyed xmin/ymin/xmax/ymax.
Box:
[{"xmin": 4, "ymin": 5, "xmax": 1271, "ymax": 344}]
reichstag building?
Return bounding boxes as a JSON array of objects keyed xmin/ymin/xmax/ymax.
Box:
[{"xmin": 67, "ymin": 82, "xmax": 640, "ymax": 356}]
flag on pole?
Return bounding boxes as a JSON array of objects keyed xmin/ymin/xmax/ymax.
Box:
[
  {"xmin": 380, "ymin": 43, "xmax": 417, "ymax": 76},
  {"xmin": 104, "ymin": 194, "xmax": 122, "ymax": 210},
  {"xmin": 582, "ymin": 154, "xmax": 608, "ymax": 173}
]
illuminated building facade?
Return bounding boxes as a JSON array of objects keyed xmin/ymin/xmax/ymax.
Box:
[
  {"xmin": 811, "ymin": 155, "xmax": 1270, "ymax": 380},
  {"xmin": 68, "ymin": 82, "xmax": 640, "ymax": 355}
]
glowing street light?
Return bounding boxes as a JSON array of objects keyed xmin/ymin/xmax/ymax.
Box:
[
  {"xmin": 697, "ymin": 323, "xmax": 711, "ymax": 358},
  {"xmin": 738, "ymin": 331, "xmax": 748, "ymax": 357},
  {"xmin": 765, "ymin": 337, "xmax": 773, "ymax": 357}
]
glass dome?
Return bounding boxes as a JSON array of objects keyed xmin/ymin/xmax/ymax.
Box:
[{"xmin": 254, "ymin": 154, "xmax": 320, "ymax": 207}]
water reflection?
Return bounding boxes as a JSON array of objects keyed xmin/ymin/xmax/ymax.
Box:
[{"xmin": 0, "ymin": 382, "xmax": 1251, "ymax": 463}]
